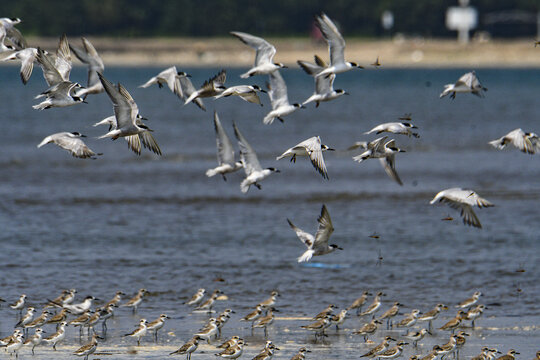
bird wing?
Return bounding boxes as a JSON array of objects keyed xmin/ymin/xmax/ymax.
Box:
[
  {"xmin": 287, "ymin": 219, "xmax": 315, "ymax": 248},
  {"xmin": 316, "ymin": 13, "xmax": 346, "ymax": 66},
  {"xmin": 36, "ymin": 48, "xmax": 64, "ymax": 86},
  {"xmin": 233, "ymin": 122, "xmax": 262, "ymax": 174},
  {"xmin": 507, "ymin": 128, "xmax": 535, "ymax": 153},
  {"xmin": 70, "ymin": 38, "xmax": 104, "ymax": 89},
  {"xmin": 177, "ymin": 75, "xmax": 206, "ymax": 110},
  {"xmin": 303, "ymin": 136, "xmax": 329, "ymax": 179},
  {"xmin": 456, "ymin": 71, "xmax": 474, "ymax": 88},
  {"xmin": 230, "ymin": 31, "xmax": 276, "ymax": 66},
  {"xmin": 139, "ymin": 131, "xmax": 162, "ymax": 156},
  {"xmin": 55, "ymin": 34, "xmax": 72, "ymax": 81},
  {"xmin": 55, "ymin": 135, "xmax": 97, "ymax": 159},
  {"xmin": 125, "ymin": 135, "xmax": 142, "ymax": 155},
  {"xmin": 201, "ymin": 69, "xmax": 226, "ymax": 92},
  {"xmin": 213, "ymin": 112, "xmax": 235, "ymax": 165},
  {"xmin": 314, "ymin": 204, "xmax": 334, "ymax": 247},
  {"xmin": 5, "ymin": 24, "xmax": 27, "ymax": 50},
  {"xmin": 98, "ymin": 73, "xmax": 134, "ymax": 129},
  {"xmin": 267, "ymin": 70, "xmax": 289, "ymax": 110},
  {"xmin": 379, "ymin": 155, "xmax": 403, "ymax": 185},
  {"xmin": 316, "ymin": 73, "xmax": 334, "ymax": 95}
]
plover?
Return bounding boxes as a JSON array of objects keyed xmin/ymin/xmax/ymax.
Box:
[
  {"xmin": 360, "ymin": 292, "xmax": 385, "ymax": 318},
  {"xmin": 217, "ymin": 335, "xmax": 240, "ymax": 350},
  {"xmin": 430, "ymin": 189, "xmax": 493, "ymax": 228},
  {"xmin": 215, "ymin": 338, "xmax": 245, "ymax": 359},
  {"xmin": 330, "ymin": 309, "xmax": 348, "ymax": 329},
  {"xmin": 495, "ymin": 350, "xmax": 520, "ymax": 360},
  {"xmin": 121, "ymin": 288, "xmax": 147, "ymax": 313},
  {"xmin": 254, "ymin": 307, "xmax": 277, "ymax": 338},
  {"xmin": 42, "ymin": 321, "xmax": 67, "ymax": 350},
  {"xmin": 170, "ymin": 335, "xmax": 202, "ymax": 359},
  {"xmin": 73, "ymin": 333, "xmax": 100, "ymax": 360},
  {"xmin": 195, "ymin": 289, "xmax": 222, "ymax": 313},
  {"xmin": 353, "ymin": 319, "xmax": 382, "ymax": 341},
  {"xmin": 403, "ymin": 329, "xmax": 429, "ymax": 348},
  {"xmin": 418, "ymin": 304, "xmax": 448, "ymax": 332},
  {"xmin": 465, "ymin": 304, "xmax": 486, "ymax": 328},
  {"xmin": 124, "ymin": 318, "xmax": 148, "ymax": 346},
  {"xmin": 259, "ymin": 291, "xmax": 280, "ymax": 309},
  {"xmin": 194, "ymin": 318, "xmax": 218, "ymax": 344},
  {"xmin": 10, "ymin": 294, "xmax": 26, "ymax": 313},
  {"xmin": 393, "ymin": 309, "xmax": 421, "ymax": 332},
  {"xmin": 457, "ymin": 291, "xmax": 482, "ymax": 309},
  {"xmin": 313, "ymin": 304, "xmax": 337, "ymax": 320},
  {"xmin": 23, "ymin": 328, "xmax": 44, "ymax": 355},
  {"xmin": 347, "ymin": 291, "xmax": 372, "ymax": 315},
  {"xmin": 301, "ymin": 314, "xmax": 331, "ymax": 340},
  {"xmin": 290, "ymin": 347, "xmax": 311, "ymax": 360},
  {"xmin": 15, "ymin": 307, "xmax": 35, "ymax": 328},
  {"xmin": 439, "ymin": 310, "xmax": 467, "ymax": 333},
  {"xmin": 360, "ymin": 336, "xmax": 396, "ymax": 358},
  {"xmin": 377, "ymin": 341, "xmax": 409, "ymax": 360},
  {"xmin": 230, "ymin": 31, "xmax": 286, "ymax": 78},
  {"xmin": 234, "ymin": 122, "xmax": 280, "ymax": 193},
  {"xmin": 378, "ymin": 302, "xmax": 402, "ymax": 329},
  {"xmin": 276, "ymin": 136, "xmax": 334, "ymax": 179},
  {"xmin": 147, "ymin": 314, "xmax": 170, "ymax": 341},
  {"xmin": 184, "ymin": 288, "xmax": 206, "ymax": 306}
]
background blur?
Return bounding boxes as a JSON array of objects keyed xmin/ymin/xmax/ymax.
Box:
[{"xmin": 1, "ymin": 0, "xmax": 539, "ymax": 38}]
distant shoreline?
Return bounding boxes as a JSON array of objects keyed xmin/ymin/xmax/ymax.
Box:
[{"xmin": 8, "ymin": 37, "xmax": 540, "ymax": 67}]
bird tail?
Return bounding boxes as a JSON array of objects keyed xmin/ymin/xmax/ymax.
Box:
[
  {"xmin": 240, "ymin": 71, "xmax": 250, "ymax": 79},
  {"xmin": 37, "ymin": 136, "xmax": 53, "ymax": 148},
  {"xmin": 439, "ymin": 84, "xmax": 454, "ymax": 98},
  {"xmin": 263, "ymin": 113, "xmax": 275, "ymax": 125},
  {"xmin": 240, "ymin": 179, "xmax": 250, "ymax": 193},
  {"xmin": 297, "ymin": 250, "xmax": 314, "ymax": 263},
  {"xmin": 206, "ymin": 168, "xmax": 218, "ymax": 177},
  {"xmin": 488, "ymin": 139, "xmax": 504, "ymax": 150},
  {"xmin": 32, "ymin": 102, "xmax": 48, "ymax": 110}
]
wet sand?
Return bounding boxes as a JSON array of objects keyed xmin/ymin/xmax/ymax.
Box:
[{"xmin": 20, "ymin": 36, "xmax": 540, "ymax": 68}]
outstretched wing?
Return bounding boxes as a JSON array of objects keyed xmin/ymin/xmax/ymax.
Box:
[
  {"xmin": 314, "ymin": 204, "xmax": 334, "ymax": 246},
  {"xmin": 233, "ymin": 122, "xmax": 262, "ymax": 175},
  {"xmin": 316, "ymin": 13, "xmax": 346, "ymax": 66},
  {"xmin": 287, "ymin": 219, "xmax": 315, "ymax": 248}
]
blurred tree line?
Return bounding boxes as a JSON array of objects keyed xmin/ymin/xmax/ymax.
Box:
[{"xmin": 1, "ymin": 0, "xmax": 538, "ymax": 38}]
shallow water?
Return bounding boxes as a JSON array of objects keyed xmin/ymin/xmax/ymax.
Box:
[{"xmin": 0, "ymin": 66, "xmax": 538, "ymax": 358}]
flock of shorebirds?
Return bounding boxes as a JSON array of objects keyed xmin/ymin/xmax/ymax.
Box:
[
  {"xmin": 0, "ymin": 12, "xmax": 538, "ymax": 360},
  {"xmin": 0, "ymin": 288, "xmax": 533, "ymax": 360}
]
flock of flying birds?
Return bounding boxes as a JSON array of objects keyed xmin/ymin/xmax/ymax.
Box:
[
  {"xmin": 0, "ymin": 13, "xmax": 537, "ymax": 359},
  {"xmin": 1, "ymin": 14, "xmax": 539, "ymax": 234},
  {"xmin": 0, "ymin": 286, "xmax": 530, "ymax": 360}
]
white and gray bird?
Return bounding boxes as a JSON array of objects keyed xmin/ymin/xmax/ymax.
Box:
[
  {"xmin": 489, "ymin": 128, "xmax": 540, "ymax": 154},
  {"xmin": 0, "ymin": 23, "xmax": 15, "ymax": 52},
  {"xmin": 97, "ymin": 72, "xmax": 154, "ymax": 141},
  {"xmin": 37, "ymin": 132, "xmax": 100, "ymax": 159},
  {"xmin": 1, "ymin": 47, "xmax": 37, "ymax": 84},
  {"xmin": 206, "ymin": 112, "xmax": 243, "ymax": 180},
  {"xmin": 234, "ymin": 122, "xmax": 280, "ymax": 193},
  {"xmin": 440, "ymin": 71, "xmax": 487, "ymax": 99},
  {"xmin": 352, "ymin": 136, "xmax": 405, "ymax": 185},
  {"xmin": 33, "ymin": 80, "xmax": 85, "ymax": 110},
  {"xmin": 214, "ymin": 84, "xmax": 266, "ymax": 106},
  {"xmin": 230, "ymin": 31, "xmax": 286, "ymax": 78},
  {"xmin": 263, "ymin": 70, "xmax": 304, "ymax": 124},
  {"xmin": 0, "ymin": 17, "xmax": 26, "ymax": 50},
  {"xmin": 365, "ymin": 122, "xmax": 419, "ymax": 138},
  {"xmin": 184, "ymin": 69, "xmax": 226, "ymax": 105},
  {"xmin": 36, "ymin": 34, "xmax": 72, "ymax": 87},
  {"xmin": 276, "ymin": 136, "xmax": 334, "ymax": 179},
  {"xmin": 314, "ymin": 13, "xmax": 362, "ymax": 78},
  {"xmin": 430, "ymin": 188, "xmax": 494, "ymax": 228},
  {"xmin": 298, "ymin": 55, "xmax": 348, "ymax": 107},
  {"xmin": 69, "ymin": 37, "xmax": 104, "ymax": 97},
  {"xmin": 288, "ymin": 204, "xmax": 342, "ymax": 263},
  {"xmin": 93, "ymin": 115, "xmax": 161, "ymax": 156}
]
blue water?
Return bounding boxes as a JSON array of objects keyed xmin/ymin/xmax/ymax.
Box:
[{"xmin": 0, "ymin": 65, "xmax": 538, "ymax": 358}]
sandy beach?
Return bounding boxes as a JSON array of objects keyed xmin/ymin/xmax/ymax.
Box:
[{"xmin": 19, "ymin": 36, "xmax": 540, "ymax": 68}]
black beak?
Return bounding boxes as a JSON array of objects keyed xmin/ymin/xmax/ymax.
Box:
[
  {"xmin": 80, "ymin": 134, "xmax": 87, "ymax": 137},
  {"xmin": 327, "ymin": 148, "xmax": 335, "ymax": 151},
  {"xmin": 260, "ymin": 89, "xmax": 267, "ymax": 93},
  {"xmin": 82, "ymin": 100, "xmax": 88, "ymax": 104}
]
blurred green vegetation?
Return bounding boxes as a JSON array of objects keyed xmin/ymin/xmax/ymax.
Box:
[{"xmin": 1, "ymin": 0, "xmax": 538, "ymax": 38}]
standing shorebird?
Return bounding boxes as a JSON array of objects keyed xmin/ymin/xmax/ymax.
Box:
[
  {"xmin": 378, "ymin": 302, "xmax": 402, "ymax": 329},
  {"xmin": 456, "ymin": 291, "xmax": 482, "ymax": 310},
  {"xmin": 73, "ymin": 333, "xmax": 100, "ymax": 360},
  {"xmin": 147, "ymin": 314, "xmax": 170, "ymax": 342},
  {"xmin": 353, "ymin": 319, "xmax": 382, "ymax": 342},
  {"xmin": 254, "ymin": 307, "xmax": 277, "ymax": 338},
  {"xmin": 259, "ymin": 291, "xmax": 280, "ymax": 309},
  {"xmin": 122, "ymin": 288, "xmax": 147, "ymax": 313},
  {"xmin": 418, "ymin": 304, "xmax": 448, "ymax": 332},
  {"xmin": 124, "ymin": 319, "xmax": 148, "ymax": 346},
  {"xmin": 169, "ymin": 335, "xmax": 202, "ymax": 359},
  {"xmin": 360, "ymin": 336, "xmax": 395, "ymax": 358},
  {"xmin": 185, "ymin": 288, "xmax": 206, "ymax": 306},
  {"xmin": 42, "ymin": 321, "xmax": 68, "ymax": 350},
  {"xmin": 439, "ymin": 311, "xmax": 467, "ymax": 334},
  {"xmin": 195, "ymin": 289, "xmax": 223, "ymax": 313},
  {"xmin": 360, "ymin": 292, "xmax": 385, "ymax": 318},
  {"xmin": 348, "ymin": 291, "xmax": 372, "ymax": 315}
]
